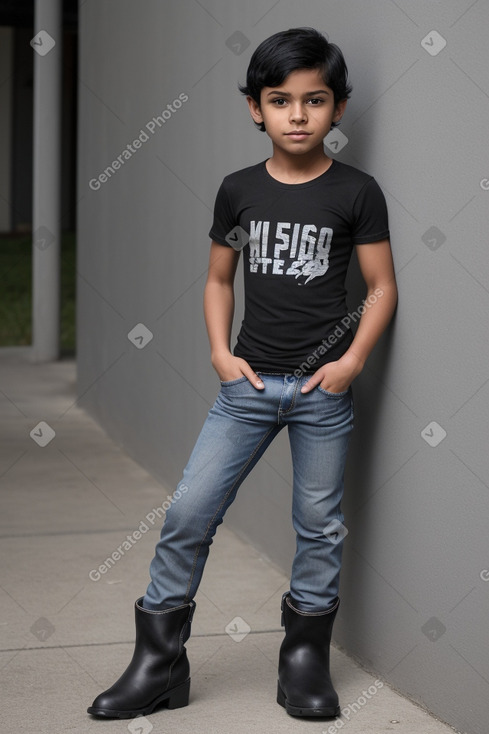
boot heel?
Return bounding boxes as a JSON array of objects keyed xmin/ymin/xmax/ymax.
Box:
[
  {"xmin": 277, "ymin": 681, "xmax": 286, "ymax": 708},
  {"xmin": 166, "ymin": 678, "xmax": 190, "ymax": 709}
]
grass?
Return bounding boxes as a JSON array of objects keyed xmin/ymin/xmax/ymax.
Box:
[{"xmin": 0, "ymin": 230, "xmax": 76, "ymax": 354}]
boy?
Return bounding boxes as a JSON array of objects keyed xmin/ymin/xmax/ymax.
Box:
[{"xmin": 88, "ymin": 27, "xmax": 397, "ymax": 720}]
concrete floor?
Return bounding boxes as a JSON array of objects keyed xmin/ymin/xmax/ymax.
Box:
[{"xmin": 0, "ymin": 348, "xmax": 460, "ymax": 734}]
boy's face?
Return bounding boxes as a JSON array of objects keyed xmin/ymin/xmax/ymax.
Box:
[{"xmin": 247, "ymin": 68, "xmax": 346, "ymax": 155}]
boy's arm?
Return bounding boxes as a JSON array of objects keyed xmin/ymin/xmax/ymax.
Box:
[
  {"xmin": 302, "ymin": 238, "xmax": 398, "ymax": 393},
  {"xmin": 204, "ymin": 241, "xmax": 264, "ymax": 388}
]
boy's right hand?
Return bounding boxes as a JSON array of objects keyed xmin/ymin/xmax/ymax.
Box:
[{"xmin": 212, "ymin": 353, "xmax": 264, "ymax": 389}]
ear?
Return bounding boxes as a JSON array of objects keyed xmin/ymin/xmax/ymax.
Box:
[
  {"xmin": 246, "ymin": 95, "xmax": 264, "ymax": 126},
  {"xmin": 332, "ymin": 99, "xmax": 347, "ymax": 124}
]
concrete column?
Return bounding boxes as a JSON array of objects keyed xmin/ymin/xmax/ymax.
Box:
[
  {"xmin": 31, "ymin": 0, "xmax": 62, "ymax": 362},
  {"xmin": 0, "ymin": 28, "xmax": 13, "ymax": 232}
]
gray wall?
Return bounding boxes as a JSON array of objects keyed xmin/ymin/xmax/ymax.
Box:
[{"xmin": 77, "ymin": 2, "xmax": 489, "ymax": 732}]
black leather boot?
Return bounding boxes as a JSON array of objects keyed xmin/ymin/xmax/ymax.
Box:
[
  {"xmin": 87, "ymin": 597, "xmax": 195, "ymax": 719},
  {"xmin": 277, "ymin": 591, "xmax": 340, "ymax": 717}
]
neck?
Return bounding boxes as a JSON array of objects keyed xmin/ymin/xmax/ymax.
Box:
[{"xmin": 266, "ymin": 143, "xmax": 332, "ymax": 183}]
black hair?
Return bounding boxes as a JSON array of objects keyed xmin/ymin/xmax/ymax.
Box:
[{"xmin": 238, "ymin": 27, "xmax": 352, "ymax": 132}]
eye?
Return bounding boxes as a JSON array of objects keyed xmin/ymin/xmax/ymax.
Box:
[
  {"xmin": 307, "ymin": 98, "xmax": 324, "ymax": 105},
  {"xmin": 272, "ymin": 98, "xmax": 287, "ymax": 106}
]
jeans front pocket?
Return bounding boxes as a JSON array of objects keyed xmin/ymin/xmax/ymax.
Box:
[
  {"xmin": 219, "ymin": 376, "xmax": 249, "ymax": 387},
  {"xmin": 316, "ymin": 385, "xmax": 350, "ymax": 398}
]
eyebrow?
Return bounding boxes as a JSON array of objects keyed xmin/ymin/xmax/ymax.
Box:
[{"xmin": 266, "ymin": 89, "xmax": 330, "ymax": 97}]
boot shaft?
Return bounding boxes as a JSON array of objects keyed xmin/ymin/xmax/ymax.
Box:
[
  {"xmin": 134, "ymin": 597, "xmax": 195, "ymax": 654},
  {"xmin": 281, "ymin": 593, "xmax": 339, "ymax": 646},
  {"xmin": 88, "ymin": 597, "xmax": 196, "ymax": 719},
  {"xmin": 277, "ymin": 592, "xmax": 341, "ymax": 717}
]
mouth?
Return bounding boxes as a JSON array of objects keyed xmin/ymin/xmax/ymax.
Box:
[{"xmin": 285, "ymin": 131, "xmax": 312, "ymax": 140}]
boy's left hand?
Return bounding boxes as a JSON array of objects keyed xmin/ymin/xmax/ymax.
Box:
[{"xmin": 300, "ymin": 352, "xmax": 363, "ymax": 394}]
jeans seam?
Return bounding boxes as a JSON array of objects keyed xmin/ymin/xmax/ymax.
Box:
[{"xmin": 183, "ymin": 425, "xmax": 278, "ymax": 603}]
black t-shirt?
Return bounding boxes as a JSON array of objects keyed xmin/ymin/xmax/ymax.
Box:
[{"xmin": 208, "ymin": 158, "xmax": 390, "ymax": 373}]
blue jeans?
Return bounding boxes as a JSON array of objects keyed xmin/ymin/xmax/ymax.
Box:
[{"xmin": 144, "ymin": 373, "xmax": 354, "ymax": 612}]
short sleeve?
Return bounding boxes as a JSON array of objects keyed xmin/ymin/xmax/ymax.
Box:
[
  {"xmin": 351, "ymin": 178, "xmax": 390, "ymax": 244},
  {"xmin": 208, "ymin": 179, "xmax": 236, "ymax": 247}
]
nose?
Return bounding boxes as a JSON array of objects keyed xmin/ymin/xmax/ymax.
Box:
[{"xmin": 289, "ymin": 103, "xmax": 306, "ymax": 123}]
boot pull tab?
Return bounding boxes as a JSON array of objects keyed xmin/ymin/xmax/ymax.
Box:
[{"xmin": 280, "ymin": 591, "xmax": 289, "ymax": 627}]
